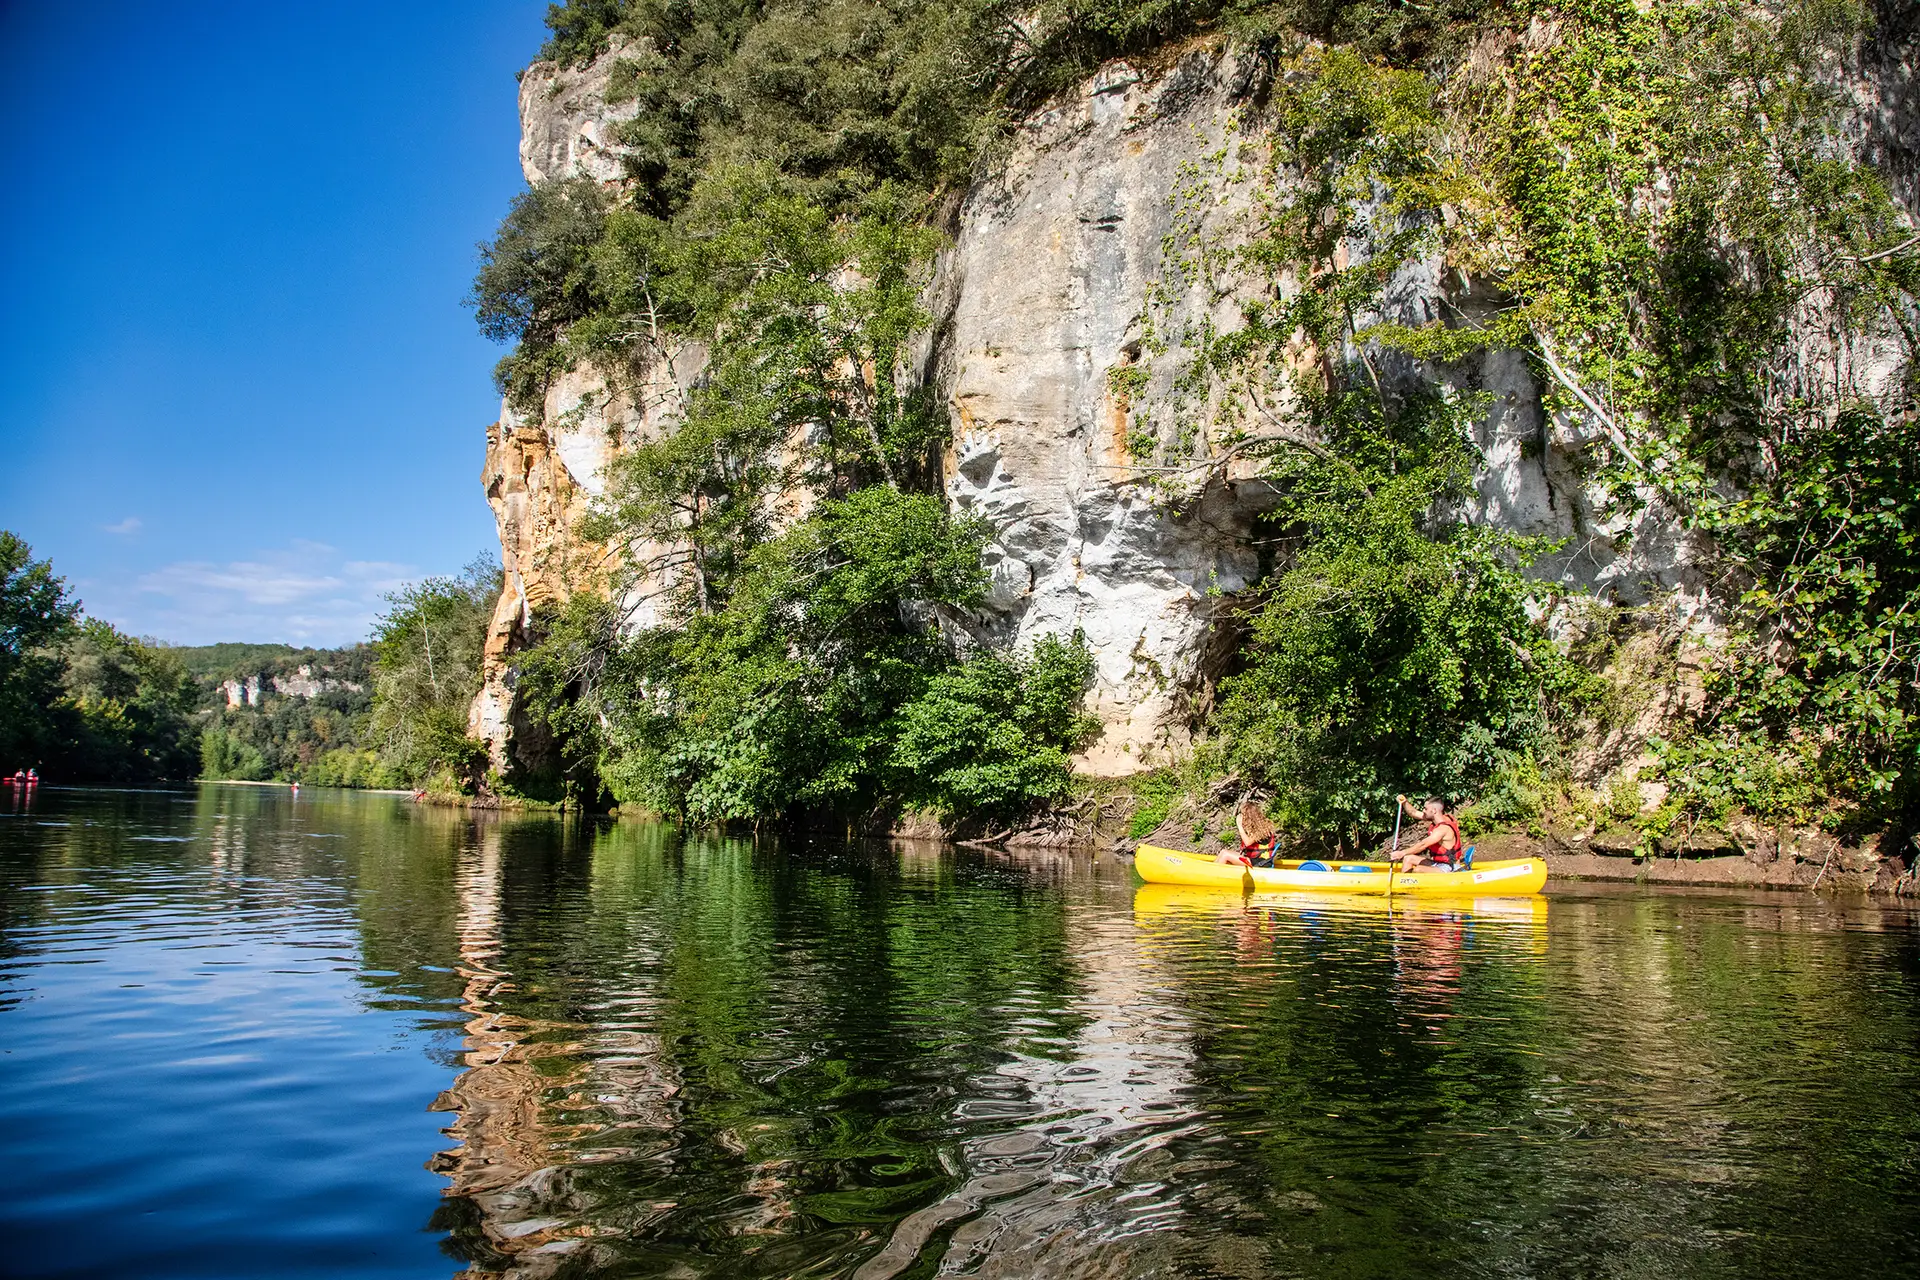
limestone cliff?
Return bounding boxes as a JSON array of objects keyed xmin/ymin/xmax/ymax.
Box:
[{"xmin": 471, "ymin": 30, "xmax": 1916, "ymax": 783}]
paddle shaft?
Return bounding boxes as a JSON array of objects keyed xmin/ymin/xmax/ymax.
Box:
[{"xmin": 1387, "ymin": 800, "xmax": 1403, "ymax": 898}]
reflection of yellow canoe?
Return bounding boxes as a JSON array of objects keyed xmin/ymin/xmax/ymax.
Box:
[
  {"xmin": 1132, "ymin": 844, "xmax": 1548, "ymax": 896},
  {"xmin": 1134, "ymin": 882, "xmax": 1549, "ymax": 923}
]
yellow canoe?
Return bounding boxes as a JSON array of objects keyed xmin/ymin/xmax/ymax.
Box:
[
  {"xmin": 1133, "ymin": 882, "xmax": 1550, "ymax": 922},
  {"xmin": 1132, "ymin": 844, "xmax": 1548, "ymax": 896}
]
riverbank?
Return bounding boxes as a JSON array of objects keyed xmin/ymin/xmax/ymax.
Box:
[
  {"xmin": 889, "ymin": 785, "xmax": 1919, "ymax": 897},
  {"xmin": 202, "ymin": 778, "xmax": 416, "ymax": 796}
]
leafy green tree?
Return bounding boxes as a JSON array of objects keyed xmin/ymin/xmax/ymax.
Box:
[
  {"xmin": 525, "ymin": 489, "xmax": 1002, "ymax": 819},
  {"xmin": 368, "ymin": 557, "xmax": 501, "ymax": 787},
  {"xmin": 1687, "ymin": 406, "xmax": 1920, "ymax": 826},
  {"xmin": 468, "ymin": 177, "xmax": 611, "ymax": 410},
  {"xmin": 1217, "ymin": 476, "xmax": 1573, "ymax": 851},
  {"xmin": 0, "ymin": 531, "xmax": 80, "ymax": 768},
  {"xmin": 892, "ymin": 634, "xmax": 1101, "ymax": 815},
  {"xmin": 199, "ymin": 723, "xmax": 269, "ymax": 781},
  {"xmin": 56, "ymin": 620, "xmax": 198, "ymax": 782}
]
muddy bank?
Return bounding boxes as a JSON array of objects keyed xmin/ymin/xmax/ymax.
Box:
[{"xmin": 1480, "ymin": 830, "xmax": 1917, "ymax": 895}]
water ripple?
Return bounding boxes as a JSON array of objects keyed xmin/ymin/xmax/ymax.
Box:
[{"xmin": 2, "ymin": 789, "xmax": 1918, "ymax": 1278}]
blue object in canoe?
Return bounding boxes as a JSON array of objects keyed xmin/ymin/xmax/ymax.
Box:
[
  {"xmin": 1338, "ymin": 865, "xmax": 1372, "ymax": 873},
  {"xmin": 1298, "ymin": 860, "xmax": 1331, "ymax": 872}
]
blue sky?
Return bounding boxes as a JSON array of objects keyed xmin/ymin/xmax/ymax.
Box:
[{"xmin": 0, "ymin": 1, "xmax": 550, "ymax": 646}]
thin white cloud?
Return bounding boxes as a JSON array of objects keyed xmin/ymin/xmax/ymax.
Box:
[
  {"xmin": 102, "ymin": 516, "xmax": 142, "ymax": 535},
  {"xmin": 130, "ymin": 542, "xmax": 422, "ymax": 646}
]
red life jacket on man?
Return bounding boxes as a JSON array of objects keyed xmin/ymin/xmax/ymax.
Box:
[{"xmin": 1428, "ymin": 814, "xmax": 1462, "ymax": 864}]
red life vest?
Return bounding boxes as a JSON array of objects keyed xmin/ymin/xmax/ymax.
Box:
[{"xmin": 1428, "ymin": 814, "xmax": 1462, "ymax": 864}]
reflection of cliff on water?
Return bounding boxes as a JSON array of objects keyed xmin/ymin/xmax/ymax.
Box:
[
  {"xmin": 425, "ymin": 814, "xmax": 637, "ymax": 1278},
  {"xmin": 420, "ymin": 831, "xmax": 1179, "ymax": 1277},
  {"xmin": 415, "ymin": 833, "xmax": 1920, "ymax": 1279}
]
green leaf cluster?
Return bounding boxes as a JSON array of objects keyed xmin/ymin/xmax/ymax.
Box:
[
  {"xmin": 368, "ymin": 557, "xmax": 501, "ymax": 788},
  {"xmin": 518, "ymin": 488, "xmax": 1096, "ymax": 821},
  {"xmin": 892, "ymin": 634, "xmax": 1102, "ymax": 815},
  {"xmin": 0, "ymin": 531, "xmax": 198, "ymax": 783},
  {"xmin": 1692, "ymin": 406, "xmax": 1920, "ymax": 822},
  {"xmin": 1216, "ymin": 459, "xmax": 1580, "ymax": 853}
]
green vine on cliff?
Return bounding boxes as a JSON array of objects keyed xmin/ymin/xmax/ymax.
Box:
[{"xmin": 1120, "ymin": 0, "xmax": 1918, "ymax": 836}]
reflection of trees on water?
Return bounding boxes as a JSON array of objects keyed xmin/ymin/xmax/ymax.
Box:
[
  {"xmin": 420, "ymin": 835, "xmax": 1215, "ymax": 1277},
  {"xmin": 416, "ymin": 831, "xmax": 1920, "ymax": 1280}
]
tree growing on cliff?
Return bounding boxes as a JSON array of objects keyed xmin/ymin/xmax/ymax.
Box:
[
  {"xmin": 580, "ymin": 168, "xmax": 946, "ymax": 618},
  {"xmin": 469, "ymin": 177, "xmax": 610, "ymax": 412}
]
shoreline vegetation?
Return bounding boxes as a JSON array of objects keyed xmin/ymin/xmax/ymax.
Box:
[{"xmin": 9, "ymin": 2, "xmax": 1915, "ymax": 893}]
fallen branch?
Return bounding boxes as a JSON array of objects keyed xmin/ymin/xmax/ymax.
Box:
[
  {"xmin": 1843, "ymin": 234, "xmax": 1919, "ymax": 265},
  {"xmin": 1811, "ymin": 841, "xmax": 1836, "ymax": 891},
  {"xmin": 1530, "ymin": 330, "xmax": 1648, "ymax": 473},
  {"xmin": 1531, "ymin": 329, "xmax": 1695, "ymax": 518}
]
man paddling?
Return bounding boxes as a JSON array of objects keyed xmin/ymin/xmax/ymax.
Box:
[{"xmin": 1393, "ymin": 794, "xmax": 1462, "ymax": 873}]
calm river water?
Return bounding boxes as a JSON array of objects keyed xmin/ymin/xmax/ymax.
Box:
[{"xmin": 2, "ymin": 785, "xmax": 1916, "ymax": 1278}]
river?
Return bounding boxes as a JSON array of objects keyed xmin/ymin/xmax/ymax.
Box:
[{"xmin": 1, "ymin": 784, "xmax": 1915, "ymax": 1278}]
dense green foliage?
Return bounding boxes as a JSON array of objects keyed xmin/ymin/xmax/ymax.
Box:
[
  {"xmin": 517, "ymin": 489, "xmax": 1096, "ymax": 819},
  {"xmin": 61, "ymin": 621, "xmax": 199, "ymax": 782},
  {"xmin": 172, "ymin": 642, "xmax": 309, "ymax": 682},
  {"xmin": 0, "ymin": 532, "xmax": 196, "ymax": 783},
  {"xmin": 367, "ymin": 558, "xmax": 501, "ymax": 789},
  {"xmin": 0, "ymin": 531, "xmax": 83, "ymax": 771},
  {"xmin": 892, "ymin": 635, "xmax": 1102, "ymax": 815},
  {"xmin": 1217, "ymin": 485, "xmax": 1578, "ymax": 852}
]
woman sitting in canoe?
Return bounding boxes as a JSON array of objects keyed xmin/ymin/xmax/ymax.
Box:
[
  {"xmin": 1215, "ymin": 801, "xmax": 1279, "ymax": 866},
  {"xmin": 1394, "ymin": 794, "xmax": 1462, "ymax": 873}
]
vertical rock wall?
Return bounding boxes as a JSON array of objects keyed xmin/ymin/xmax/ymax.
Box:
[{"xmin": 472, "ymin": 29, "xmax": 1915, "ymax": 782}]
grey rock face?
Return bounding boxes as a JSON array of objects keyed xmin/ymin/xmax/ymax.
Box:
[
  {"xmin": 931, "ymin": 48, "xmax": 1276, "ymax": 771},
  {"xmin": 929, "ymin": 44, "xmax": 1673, "ymax": 772},
  {"xmin": 517, "ymin": 42, "xmax": 639, "ymax": 187}
]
